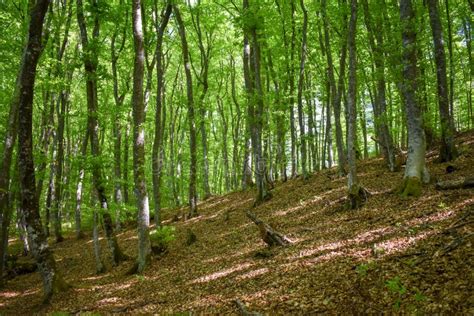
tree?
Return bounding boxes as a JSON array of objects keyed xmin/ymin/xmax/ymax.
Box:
[
  {"xmin": 398, "ymin": 0, "xmax": 430, "ymax": 197},
  {"xmin": 152, "ymin": 2, "xmax": 172, "ymax": 228},
  {"xmin": 173, "ymin": 3, "xmax": 198, "ymax": 218},
  {"xmin": 346, "ymin": 0, "xmax": 367, "ymax": 209},
  {"xmin": 243, "ymin": 0, "xmax": 271, "ymax": 204},
  {"xmin": 131, "ymin": 0, "xmax": 151, "ymax": 274},
  {"xmin": 76, "ymin": 0, "xmax": 127, "ymax": 267},
  {"xmin": 427, "ymin": 0, "xmax": 457, "ymax": 162},
  {"xmin": 322, "ymin": 0, "xmax": 348, "ymax": 176},
  {"xmin": 296, "ymin": 0, "xmax": 308, "ymax": 180},
  {"xmin": 362, "ymin": 0, "xmax": 397, "ymax": 172},
  {"xmin": 16, "ymin": 0, "xmax": 70, "ymax": 301}
]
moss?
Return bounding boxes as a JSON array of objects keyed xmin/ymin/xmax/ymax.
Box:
[
  {"xmin": 398, "ymin": 176, "xmax": 422, "ymax": 198},
  {"xmin": 347, "ymin": 184, "xmax": 369, "ymax": 210}
]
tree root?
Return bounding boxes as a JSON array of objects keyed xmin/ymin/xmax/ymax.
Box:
[
  {"xmin": 346, "ymin": 184, "xmax": 370, "ymax": 209},
  {"xmin": 398, "ymin": 176, "xmax": 422, "ymax": 198}
]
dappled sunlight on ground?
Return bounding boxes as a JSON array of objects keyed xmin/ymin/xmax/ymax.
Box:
[
  {"xmin": 1, "ymin": 132, "xmax": 473, "ymax": 314},
  {"xmin": 235, "ymin": 267, "xmax": 269, "ymax": 281},
  {"xmin": 190, "ymin": 262, "xmax": 254, "ymax": 284}
]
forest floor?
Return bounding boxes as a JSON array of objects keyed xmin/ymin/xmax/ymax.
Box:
[{"xmin": 1, "ymin": 132, "xmax": 473, "ymax": 314}]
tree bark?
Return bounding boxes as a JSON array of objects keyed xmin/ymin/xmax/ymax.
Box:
[
  {"xmin": 245, "ymin": 0, "xmax": 271, "ymax": 204},
  {"xmin": 152, "ymin": 3, "xmax": 172, "ymax": 228},
  {"xmin": 131, "ymin": 0, "xmax": 151, "ymax": 274},
  {"xmin": 398, "ymin": 0, "xmax": 430, "ymax": 197},
  {"xmin": 362, "ymin": 0, "xmax": 396, "ymax": 171},
  {"xmin": 322, "ymin": 0, "xmax": 347, "ymax": 175},
  {"xmin": 110, "ymin": 1, "xmax": 128, "ymax": 231},
  {"xmin": 346, "ymin": 0, "xmax": 367, "ymax": 209},
  {"xmin": 427, "ymin": 0, "xmax": 457, "ymax": 162},
  {"xmin": 297, "ymin": 0, "xmax": 308, "ymax": 180},
  {"xmin": 74, "ymin": 129, "xmax": 88, "ymax": 239},
  {"xmin": 77, "ymin": 0, "xmax": 126, "ymax": 266},
  {"xmin": 174, "ymin": 4, "xmax": 198, "ymax": 218},
  {"xmin": 17, "ymin": 0, "xmax": 69, "ymax": 302}
]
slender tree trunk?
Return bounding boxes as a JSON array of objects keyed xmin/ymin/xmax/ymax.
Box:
[
  {"xmin": 324, "ymin": 76, "xmax": 332, "ymax": 169},
  {"xmin": 289, "ymin": 1, "xmax": 297, "ymax": 177},
  {"xmin": 217, "ymin": 95, "xmax": 230, "ymax": 191},
  {"xmin": 131, "ymin": 0, "xmax": 151, "ymax": 274},
  {"xmin": 110, "ymin": 5, "xmax": 128, "ymax": 230},
  {"xmin": 297, "ymin": 0, "xmax": 308, "ymax": 179},
  {"xmin": 77, "ymin": 0, "xmax": 126, "ymax": 266},
  {"xmin": 230, "ymin": 55, "xmax": 244, "ymax": 187},
  {"xmin": 245, "ymin": 0, "xmax": 271, "ymax": 204},
  {"xmin": 322, "ymin": 0, "xmax": 346, "ymax": 175},
  {"xmin": 17, "ymin": 0, "xmax": 69, "ymax": 302},
  {"xmin": 362, "ymin": 0, "xmax": 396, "ymax": 171},
  {"xmin": 444, "ymin": 0, "xmax": 455, "ymax": 123},
  {"xmin": 74, "ymin": 129, "xmax": 88, "ymax": 239},
  {"xmin": 153, "ymin": 4, "xmax": 172, "ymax": 228},
  {"xmin": 398, "ymin": 0, "xmax": 430, "ymax": 197},
  {"xmin": 92, "ymin": 204, "xmax": 105, "ymax": 273},
  {"xmin": 52, "ymin": 94, "xmax": 65, "ymax": 243},
  {"xmin": 174, "ymin": 4, "xmax": 198, "ymax": 217},
  {"xmin": 44, "ymin": 137, "xmax": 56, "ymax": 238},
  {"xmin": 123, "ymin": 115, "xmax": 131, "ymax": 204},
  {"xmin": 427, "ymin": 0, "xmax": 457, "ymax": 162},
  {"xmin": 346, "ymin": 0, "xmax": 367, "ymax": 209}
]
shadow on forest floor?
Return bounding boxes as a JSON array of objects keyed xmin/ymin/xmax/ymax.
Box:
[{"xmin": 1, "ymin": 131, "xmax": 473, "ymax": 314}]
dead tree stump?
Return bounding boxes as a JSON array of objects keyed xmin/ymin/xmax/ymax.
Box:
[{"xmin": 245, "ymin": 211, "xmax": 291, "ymax": 247}]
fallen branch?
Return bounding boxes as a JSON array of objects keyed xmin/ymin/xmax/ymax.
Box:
[
  {"xmin": 435, "ymin": 177, "xmax": 474, "ymax": 190},
  {"xmin": 233, "ymin": 299, "xmax": 262, "ymax": 316},
  {"xmin": 245, "ymin": 211, "xmax": 291, "ymax": 247}
]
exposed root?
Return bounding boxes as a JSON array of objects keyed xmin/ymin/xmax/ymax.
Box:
[
  {"xmin": 398, "ymin": 176, "xmax": 423, "ymax": 198},
  {"xmin": 346, "ymin": 184, "xmax": 370, "ymax": 209}
]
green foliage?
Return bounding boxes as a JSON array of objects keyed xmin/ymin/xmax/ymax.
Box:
[
  {"xmin": 355, "ymin": 263, "xmax": 369, "ymax": 277},
  {"xmin": 150, "ymin": 226, "xmax": 176, "ymax": 254},
  {"xmin": 385, "ymin": 276, "xmax": 407, "ymax": 310}
]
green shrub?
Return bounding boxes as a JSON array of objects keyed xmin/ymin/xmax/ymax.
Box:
[{"xmin": 150, "ymin": 226, "xmax": 176, "ymax": 254}]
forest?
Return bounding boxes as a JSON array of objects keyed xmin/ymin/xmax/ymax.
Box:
[{"xmin": 0, "ymin": 0, "xmax": 473, "ymax": 313}]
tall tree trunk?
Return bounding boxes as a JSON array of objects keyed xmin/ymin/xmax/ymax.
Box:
[
  {"xmin": 297, "ymin": 0, "xmax": 308, "ymax": 179},
  {"xmin": 152, "ymin": 4, "xmax": 172, "ymax": 228},
  {"xmin": 289, "ymin": 0, "xmax": 297, "ymax": 177},
  {"xmin": 245, "ymin": 0, "xmax": 271, "ymax": 204},
  {"xmin": 398, "ymin": 0, "xmax": 430, "ymax": 197},
  {"xmin": 229, "ymin": 55, "xmax": 244, "ymax": 188},
  {"xmin": 123, "ymin": 115, "xmax": 131, "ymax": 204},
  {"xmin": 131, "ymin": 0, "xmax": 151, "ymax": 274},
  {"xmin": 77, "ymin": 0, "xmax": 126, "ymax": 266},
  {"xmin": 74, "ymin": 129, "xmax": 88, "ymax": 239},
  {"xmin": 427, "ymin": 0, "xmax": 457, "ymax": 162},
  {"xmin": 0, "ymin": 79, "xmax": 21, "ymax": 286},
  {"xmin": 324, "ymin": 75, "xmax": 332, "ymax": 169},
  {"xmin": 346, "ymin": 0, "xmax": 366, "ymax": 209},
  {"xmin": 362, "ymin": 0, "xmax": 396, "ymax": 171},
  {"xmin": 174, "ymin": 4, "xmax": 198, "ymax": 218},
  {"xmin": 110, "ymin": 3, "xmax": 128, "ymax": 230},
  {"xmin": 17, "ymin": 0, "xmax": 69, "ymax": 302},
  {"xmin": 190, "ymin": 1, "xmax": 212, "ymax": 200},
  {"xmin": 444, "ymin": 0, "xmax": 455, "ymax": 123},
  {"xmin": 322, "ymin": 0, "xmax": 347, "ymax": 175},
  {"xmin": 52, "ymin": 92, "xmax": 66, "ymax": 243}
]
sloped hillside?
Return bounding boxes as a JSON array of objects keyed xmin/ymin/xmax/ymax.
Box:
[{"xmin": 1, "ymin": 132, "xmax": 473, "ymax": 314}]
